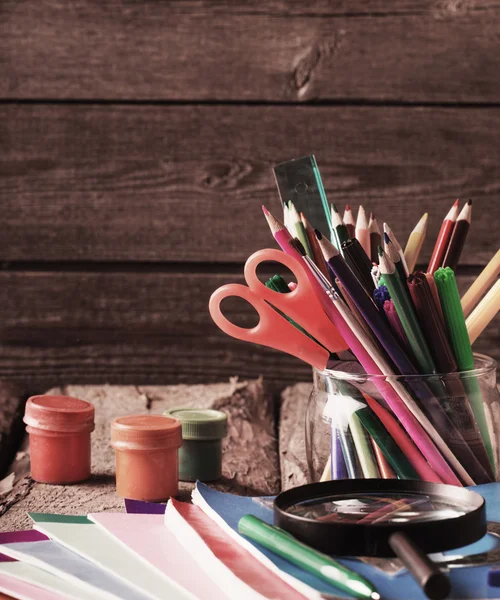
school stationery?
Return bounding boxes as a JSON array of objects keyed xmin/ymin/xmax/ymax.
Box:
[
  {"xmin": 404, "ymin": 213, "xmax": 428, "ymax": 273},
  {"xmin": 30, "ymin": 513, "xmax": 191, "ymax": 600},
  {"xmin": 466, "ymin": 279, "xmax": 500, "ymax": 344},
  {"xmin": 427, "ymin": 200, "xmax": 459, "ymax": 274},
  {"xmin": 90, "ymin": 512, "xmax": 228, "ymax": 599},
  {"xmin": 355, "ymin": 206, "xmax": 370, "ymax": 257},
  {"xmin": 461, "ymin": 249, "xmax": 500, "ymax": 317},
  {"xmin": 238, "ymin": 515, "xmax": 380, "ymax": 600},
  {"xmin": 443, "ymin": 200, "xmax": 472, "ymax": 270},
  {"xmin": 343, "ymin": 204, "xmax": 356, "ymax": 239},
  {"xmin": 368, "ymin": 213, "xmax": 381, "ymax": 264}
]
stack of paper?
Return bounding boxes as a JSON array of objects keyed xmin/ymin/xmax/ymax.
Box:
[{"xmin": 1, "ymin": 482, "xmax": 500, "ymax": 600}]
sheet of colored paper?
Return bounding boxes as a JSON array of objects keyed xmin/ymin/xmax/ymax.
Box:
[
  {"xmin": 124, "ymin": 499, "xmax": 166, "ymax": 514},
  {"xmin": 166, "ymin": 499, "xmax": 310, "ymax": 600},
  {"xmin": 30, "ymin": 514, "xmax": 193, "ymax": 600},
  {"xmin": 0, "ymin": 570, "xmax": 67, "ymax": 600},
  {"xmin": 89, "ymin": 512, "xmax": 229, "ymax": 600},
  {"xmin": 0, "ymin": 539, "xmax": 154, "ymax": 600},
  {"xmin": 0, "ymin": 557, "xmax": 98, "ymax": 600},
  {"xmin": 193, "ymin": 482, "xmax": 500, "ymax": 600}
]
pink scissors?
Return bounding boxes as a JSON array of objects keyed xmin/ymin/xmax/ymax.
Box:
[{"xmin": 209, "ymin": 249, "xmax": 348, "ymax": 370}]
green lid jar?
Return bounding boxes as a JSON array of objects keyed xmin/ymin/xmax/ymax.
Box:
[{"xmin": 163, "ymin": 408, "xmax": 227, "ymax": 482}]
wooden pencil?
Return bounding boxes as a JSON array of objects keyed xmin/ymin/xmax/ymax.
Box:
[
  {"xmin": 368, "ymin": 212, "xmax": 381, "ymax": 264},
  {"xmin": 301, "ymin": 212, "xmax": 332, "ymax": 282},
  {"xmin": 370, "ymin": 437, "xmax": 396, "ymax": 479},
  {"xmin": 427, "ymin": 199, "xmax": 459, "ymax": 274},
  {"xmin": 383, "ymin": 232, "xmax": 408, "ymax": 290},
  {"xmin": 461, "ymin": 249, "xmax": 500, "ymax": 317},
  {"xmin": 466, "ymin": 279, "xmax": 500, "ymax": 344},
  {"xmin": 383, "ymin": 223, "xmax": 409, "ymax": 276},
  {"xmin": 330, "ymin": 203, "xmax": 350, "ymax": 245},
  {"xmin": 288, "ymin": 201, "xmax": 313, "ymax": 259},
  {"xmin": 355, "ymin": 205, "xmax": 370, "ymax": 257},
  {"xmin": 404, "ymin": 213, "xmax": 428, "ymax": 273},
  {"xmin": 443, "ymin": 200, "xmax": 472, "ymax": 270},
  {"xmin": 343, "ymin": 204, "xmax": 356, "ymax": 238}
]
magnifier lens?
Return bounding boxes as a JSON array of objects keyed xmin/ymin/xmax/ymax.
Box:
[{"xmin": 286, "ymin": 492, "xmax": 471, "ymax": 525}]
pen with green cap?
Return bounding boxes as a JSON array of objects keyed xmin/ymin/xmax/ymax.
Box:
[{"xmin": 238, "ymin": 514, "xmax": 381, "ymax": 600}]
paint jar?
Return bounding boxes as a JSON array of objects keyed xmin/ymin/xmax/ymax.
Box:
[
  {"xmin": 24, "ymin": 395, "xmax": 95, "ymax": 484},
  {"xmin": 163, "ymin": 408, "xmax": 227, "ymax": 482},
  {"xmin": 110, "ymin": 414, "xmax": 182, "ymax": 501}
]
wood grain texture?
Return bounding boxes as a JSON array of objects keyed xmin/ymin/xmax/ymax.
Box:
[
  {"xmin": 0, "ymin": 379, "xmax": 279, "ymax": 530},
  {"xmin": 1, "ymin": 104, "xmax": 499, "ymax": 264},
  {"xmin": 0, "ymin": 270, "xmax": 496, "ymax": 390},
  {"xmin": 2, "ymin": 1, "xmax": 500, "ymax": 101}
]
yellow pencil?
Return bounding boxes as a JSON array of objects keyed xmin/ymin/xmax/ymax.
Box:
[
  {"xmin": 404, "ymin": 213, "xmax": 428, "ymax": 273},
  {"xmin": 466, "ymin": 279, "xmax": 500, "ymax": 344},
  {"xmin": 461, "ymin": 249, "xmax": 500, "ymax": 317}
]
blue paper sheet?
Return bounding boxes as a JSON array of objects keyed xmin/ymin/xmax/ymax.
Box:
[{"xmin": 196, "ymin": 482, "xmax": 500, "ymax": 600}]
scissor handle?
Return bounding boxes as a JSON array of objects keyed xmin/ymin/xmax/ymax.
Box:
[
  {"xmin": 244, "ymin": 248, "xmax": 347, "ymax": 354},
  {"xmin": 209, "ymin": 283, "xmax": 329, "ymax": 370}
]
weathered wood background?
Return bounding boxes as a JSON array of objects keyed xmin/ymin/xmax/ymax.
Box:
[{"xmin": 0, "ymin": 0, "xmax": 499, "ymax": 392}]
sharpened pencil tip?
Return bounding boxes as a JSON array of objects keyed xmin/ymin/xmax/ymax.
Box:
[
  {"xmin": 370, "ymin": 212, "xmax": 375, "ymax": 220},
  {"xmin": 314, "ymin": 228, "xmax": 323, "ymax": 240},
  {"xmin": 377, "ymin": 245, "xmax": 384, "ymax": 257},
  {"xmin": 262, "ymin": 205, "xmax": 270, "ymax": 216},
  {"xmin": 331, "ymin": 202, "xmax": 339, "ymax": 213},
  {"xmin": 468, "ymin": 198, "xmax": 472, "ymax": 205},
  {"xmin": 345, "ymin": 204, "xmax": 351, "ymax": 211},
  {"xmin": 453, "ymin": 199, "xmax": 460, "ymax": 207},
  {"xmin": 383, "ymin": 232, "xmax": 391, "ymax": 244}
]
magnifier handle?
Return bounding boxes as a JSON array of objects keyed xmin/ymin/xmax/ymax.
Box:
[{"xmin": 389, "ymin": 532, "xmax": 451, "ymax": 600}]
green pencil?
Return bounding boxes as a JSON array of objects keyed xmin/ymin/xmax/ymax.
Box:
[
  {"xmin": 288, "ymin": 201, "xmax": 314, "ymax": 259},
  {"xmin": 378, "ymin": 247, "xmax": 436, "ymax": 374},
  {"xmin": 348, "ymin": 412, "xmax": 380, "ymax": 478},
  {"xmin": 330, "ymin": 203, "xmax": 350, "ymax": 245},
  {"xmin": 434, "ymin": 267, "xmax": 494, "ymax": 468},
  {"xmin": 238, "ymin": 515, "xmax": 380, "ymax": 600}
]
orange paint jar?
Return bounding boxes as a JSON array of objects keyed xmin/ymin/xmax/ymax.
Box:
[
  {"xmin": 110, "ymin": 415, "xmax": 182, "ymax": 501},
  {"xmin": 24, "ymin": 395, "xmax": 95, "ymax": 484}
]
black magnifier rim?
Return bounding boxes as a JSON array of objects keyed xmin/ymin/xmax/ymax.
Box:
[{"xmin": 274, "ymin": 479, "xmax": 486, "ymax": 557}]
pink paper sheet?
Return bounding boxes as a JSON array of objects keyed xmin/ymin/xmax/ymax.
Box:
[
  {"xmin": 0, "ymin": 572, "xmax": 66, "ymax": 600},
  {"xmin": 89, "ymin": 513, "xmax": 229, "ymax": 600}
]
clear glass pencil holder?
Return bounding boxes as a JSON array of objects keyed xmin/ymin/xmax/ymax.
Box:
[{"xmin": 305, "ymin": 354, "xmax": 500, "ymax": 486}]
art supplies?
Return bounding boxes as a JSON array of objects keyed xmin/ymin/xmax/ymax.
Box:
[
  {"xmin": 163, "ymin": 408, "xmax": 227, "ymax": 482},
  {"xmin": 238, "ymin": 515, "xmax": 380, "ymax": 600},
  {"xmin": 427, "ymin": 200, "xmax": 459, "ymax": 274},
  {"xmin": 90, "ymin": 513, "xmax": 228, "ymax": 599},
  {"xmin": 167, "ymin": 499, "xmax": 307, "ymax": 600},
  {"xmin": 209, "ymin": 246, "xmax": 347, "ymax": 370},
  {"xmin": 23, "ymin": 395, "xmax": 95, "ymax": 484},
  {"xmin": 341, "ymin": 238, "xmax": 375, "ymax": 296},
  {"xmin": 273, "ymin": 155, "xmax": 331, "ymax": 236},
  {"xmin": 355, "ymin": 205, "xmax": 370, "ymax": 257},
  {"xmin": 383, "ymin": 223, "xmax": 409, "ymax": 276},
  {"xmin": 443, "ymin": 200, "xmax": 472, "ymax": 270},
  {"xmin": 371, "ymin": 438, "xmax": 396, "ymax": 479},
  {"xmin": 466, "ymin": 280, "xmax": 500, "ymax": 344},
  {"xmin": 461, "ymin": 249, "xmax": 500, "ymax": 317},
  {"xmin": 30, "ymin": 513, "xmax": 189, "ymax": 600},
  {"xmin": 344, "ymin": 204, "xmax": 356, "ymax": 238},
  {"xmin": 300, "ymin": 212, "xmax": 331, "ymax": 282},
  {"xmin": 0, "ymin": 571, "xmax": 67, "ymax": 600},
  {"xmin": 368, "ymin": 213, "xmax": 381, "ymax": 264},
  {"xmin": 288, "ymin": 201, "xmax": 313, "ymax": 259},
  {"xmin": 404, "ymin": 213, "xmax": 428, "ymax": 272},
  {"xmin": 110, "ymin": 415, "xmax": 182, "ymax": 501},
  {"xmin": 435, "ymin": 267, "xmax": 494, "ymax": 468},
  {"xmin": 330, "ymin": 203, "xmax": 350, "ymax": 247}
]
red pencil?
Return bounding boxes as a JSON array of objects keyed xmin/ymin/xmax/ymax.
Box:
[
  {"xmin": 442, "ymin": 200, "xmax": 472, "ymax": 270},
  {"xmin": 427, "ymin": 199, "xmax": 459, "ymax": 274},
  {"xmin": 343, "ymin": 204, "xmax": 356, "ymax": 239}
]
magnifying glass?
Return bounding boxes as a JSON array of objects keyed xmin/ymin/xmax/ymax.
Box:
[{"xmin": 274, "ymin": 480, "xmax": 486, "ymax": 600}]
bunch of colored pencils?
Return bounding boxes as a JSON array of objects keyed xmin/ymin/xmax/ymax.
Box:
[{"xmin": 263, "ymin": 196, "xmax": 499, "ymax": 486}]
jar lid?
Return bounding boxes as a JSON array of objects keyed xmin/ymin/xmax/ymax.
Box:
[
  {"xmin": 24, "ymin": 395, "xmax": 95, "ymax": 433},
  {"xmin": 110, "ymin": 414, "xmax": 182, "ymax": 451},
  {"xmin": 163, "ymin": 408, "xmax": 227, "ymax": 440}
]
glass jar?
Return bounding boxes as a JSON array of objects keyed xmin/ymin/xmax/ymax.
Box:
[{"xmin": 305, "ymin": 353, "xmax": 499, "ymax": 487}]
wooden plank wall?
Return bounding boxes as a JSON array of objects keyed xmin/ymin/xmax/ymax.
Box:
[{"xmin": 0, "ymin": 1, "xmax": 499, "ymax": 391}]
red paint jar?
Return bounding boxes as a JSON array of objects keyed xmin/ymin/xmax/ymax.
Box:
[
  {"xmin": 24, "ymin": 395, "xmax": 95, "ymax": 484},
  {"xmin": 110, "ymin": 415, "xmax": 182, "ymax": 501}
]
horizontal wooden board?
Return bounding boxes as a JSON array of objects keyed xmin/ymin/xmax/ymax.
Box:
[
  {"xmin": 0, "ymin": 269, "xmax": 496, "ymax": 392},
  {"xmin": 1, "ymin": 104, "xmax": 499, "ymax": 265},
  {"xmin": 1, "ymin": 1, "xmax": 500, "ymax": 101}
]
